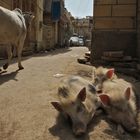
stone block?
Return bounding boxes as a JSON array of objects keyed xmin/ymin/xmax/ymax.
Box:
[
  {"xmin": 94, "ymin": 5, "xmax": 111, "ymax": 17},
  {"xmin": 118, "ymin": 0, "xmax": 136, "ymax": 4},
  {"xmin": 90, "ymin": 31, "xmax": 137, "ymax": 60},
  {"xmin": 112, "ymin": 5, "xmax": 136, "ymax": 17},
  {"xmin": 95, "ymin": 17, "xmax": 135, "ymax": 29},
  {"xmin": 94, "ymin": 0, "xmax": 116, "ymax": 5}
]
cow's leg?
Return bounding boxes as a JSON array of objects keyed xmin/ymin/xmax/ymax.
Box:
[
  {"xmin": 17, "ymin": 37, "xmax": 25, "ymax": 70},
  {"xmin": 3, "ymin": 45, "xmax": 12, "ymax": 70}
]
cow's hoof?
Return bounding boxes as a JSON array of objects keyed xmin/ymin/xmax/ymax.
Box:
[
  {"xmin": 3, "ymin": 63, "xmax": 8, "ymax": 70},
  {"xmin": 18, "ymin": 66, "xmax": 24, "ymax": 70}
]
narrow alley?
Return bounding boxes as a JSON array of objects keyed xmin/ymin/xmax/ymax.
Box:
[
  {"xmin": 0, "ymin": 0, "xmax": 140, "ymax": 139},
  {"xmin": 0, "ymin": 47, "xmax": 140, "ymax": 140}
]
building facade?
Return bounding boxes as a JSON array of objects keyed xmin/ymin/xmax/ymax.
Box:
[
  {"xmin": 43, "ymin": 0, "xmax": 73, "ymax": 49},
  {"xmin": 91, "ymin": 0, "xmax": 137, "ymax": 62},
  {"xmin": 12, "ymin": 0, "xmax": 43, "ymax": 53},
  {"xmin": 72, "ymin": 16, "xmax": 93, "ymax": 40},
  {"xmin": 43, "ymin": 0, "xmax": 58, "ymax": 50},
  {"xmin": 137, "ymin": 0, "xmax": 140, "ymax": 61}
]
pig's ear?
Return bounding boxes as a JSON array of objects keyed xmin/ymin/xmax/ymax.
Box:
[
  {"xmin": 77, "ymin": 87, "xmax": 86, "ymax": 102},
  {"xmin": 99, "ymin": 94, "xmax": 110, "ymax": 106},
  {"xmin": 106, "ymin": 69, "xmax": 114, "ymax": 79},
  {"xmin": 51, "ymin": 102, "xmax": 63, "ymax": 112},
  {"xmin": 124, "ymin": 87, "xmax": 131, "ymax": 100}
]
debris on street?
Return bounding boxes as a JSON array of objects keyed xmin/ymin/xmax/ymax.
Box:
[
  {"xmin": 53, "ymin": 73, "xmax": 65, "ymax": 78},
  {"xmin": 77, "ymin": 51, "xmax": 91, "ymax": 64}
]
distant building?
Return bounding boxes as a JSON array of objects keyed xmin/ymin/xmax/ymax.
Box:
[
  {"xmin": 58, "ymin": 8, "xmax": 74, "ymax": 47},
  {"xmin": 72, "ymin": 16, "xmax": 93, "ymax": 40}
]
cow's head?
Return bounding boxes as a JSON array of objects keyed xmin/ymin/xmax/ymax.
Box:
[{"xmin": 23, "ymin": 12, "xmax": 35, "ymax": 29}]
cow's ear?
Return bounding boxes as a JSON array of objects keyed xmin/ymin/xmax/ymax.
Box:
[
  {"xmin": 124, "ymin": 87, "xmax": 131, "ymax": 101},
  {"xmin": 99, "ymin": 94, "xmax": 110, "ymax": 106},
  {"xmin": 106, "ymin": 69, "xmax": 114, "ymax": 79},
  {"xmin": 77, "ymin": 87, "xmax": 86, "ymax": 102},
  {"xmin": 51, "ymin": 102, "xmax": 63, "ymax": 112}
]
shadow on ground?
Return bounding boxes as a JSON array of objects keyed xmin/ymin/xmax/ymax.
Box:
[
  {"xmin": 49, "ymin": 113, "xmax": 106, "ymax": 140},
  {"xmin": 0, "ymin": 48, "xmax": 72, "ymax": 69},
  {"xmin": 33, "ymin": 47, "xmax": 72, "ymax": 57},
  {"xmin": 0, "ymin": 70, "xmax": 19, "ymax": 85},
  {"xmin": 49, "ymin": 113, "xmax": 89, "ymax": 140},
  {"xmin": 0, "ymin": 56, "xmax": 31, "ymax": 68}
]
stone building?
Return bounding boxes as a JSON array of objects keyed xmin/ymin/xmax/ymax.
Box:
[
  {"xmin": 43, "ymin": 0, "xmax": 72, "ymax": 49},
  {"xmin": 137, "ymin": 0, "xmax": 140, "ymax": 61},
  {"xmin": 43, "ymin": 0, "xmax": 56, "ymax": 50},
  {"xmin": 63, "ymin": 9, "xmax": 74, "ymax": 45},
  {"xmin": 91, "ymin": 0, "xmax": 137, "ymax": 62},
  {"xmin": 13, "ymin": 0, "xmax": 43, "ymax": 53},
  {"xmin": 73, "ymin": 16, "xmax": 93, "ymax": 40}
]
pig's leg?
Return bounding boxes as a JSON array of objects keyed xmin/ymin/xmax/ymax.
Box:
[{"xmin": 117, "ymin": 124, "xmax": 125, "ymax": 135}]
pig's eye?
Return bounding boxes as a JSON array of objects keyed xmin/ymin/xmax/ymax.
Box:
[
  {"xmin": 77, "ymin": 106, "xmax": 83, "ymax": 113},
  {"xmin": 94, "ymin": 77, "xmax": 99, "ymax": 83},
  {"xmin": 95, "ymin": 77, "xmax": 98, "ymax": 81},
  {"xmin": 94, "ymin": 99, "xmax": 98, "ymax": 104},
  {"xmin": 102, "ymin": 77, "xmax": 107, "ymax": 81}
]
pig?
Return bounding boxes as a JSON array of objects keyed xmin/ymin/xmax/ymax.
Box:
[
  {"xmin": 92, "ymin": 66, "xmax": 117, "ymax": 92},
  {"xmin": 51, "ymin": 76, "xmax": 101, "ymax": 136},
  {"xmin": 92, "ymin": 67, "xmax": 138, "ymax": 133}
]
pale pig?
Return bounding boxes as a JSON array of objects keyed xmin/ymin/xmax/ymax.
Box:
[
  {"xmin": 92, "ymin": 67, "xmax": 138, "ymax": 132},
  {"xmin": 51, "ymin": 76, "xmax": 101, "ymax": 136}
]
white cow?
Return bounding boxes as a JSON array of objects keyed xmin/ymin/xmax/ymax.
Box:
[{"xmin": 0, "ymin": 6, "xmax": 34, "ymax": 70}]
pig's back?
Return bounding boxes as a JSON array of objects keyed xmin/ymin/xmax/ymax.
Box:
[
  {"xmin": 103, "ymin": 78, "xmax": 132, "ymax": 92},
  {"xmin": 62, "ymin": 76, "xmax": 96, "ymax": 96},
  {"xmin": 103, "ymin": 78, "xmax": 136, "ymax": 103}
]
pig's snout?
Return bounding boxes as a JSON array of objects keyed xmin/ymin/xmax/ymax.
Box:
[
  {"xmin": 123, "ymin": 121, "xmax": 137, "ymax": 132},
  {"xmin": 74, "ymin": 128, "xmax": 86, "ymax": 136},
  {"xmin": 73, "ymin": 123, "xmax": 86, "ymax": 136},
  {"xmin": 126, "ymin": 125, "xmax": 137, "ymax": 132},
  {"xmin": 95, "ymin": 85, "xmax": 102, "ymax": 93},
  {"xmin": 130, "ymin": 126, "xmax": 137, "ymax": 132}
]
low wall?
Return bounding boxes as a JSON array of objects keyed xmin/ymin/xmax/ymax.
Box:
[
  {"xmin": 91, "ymin": 31, "xmax": 137, "ymax": 61},
  {"xmin": 91, "ymin": 0, "xmax": 137, "ymax": 62}
]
